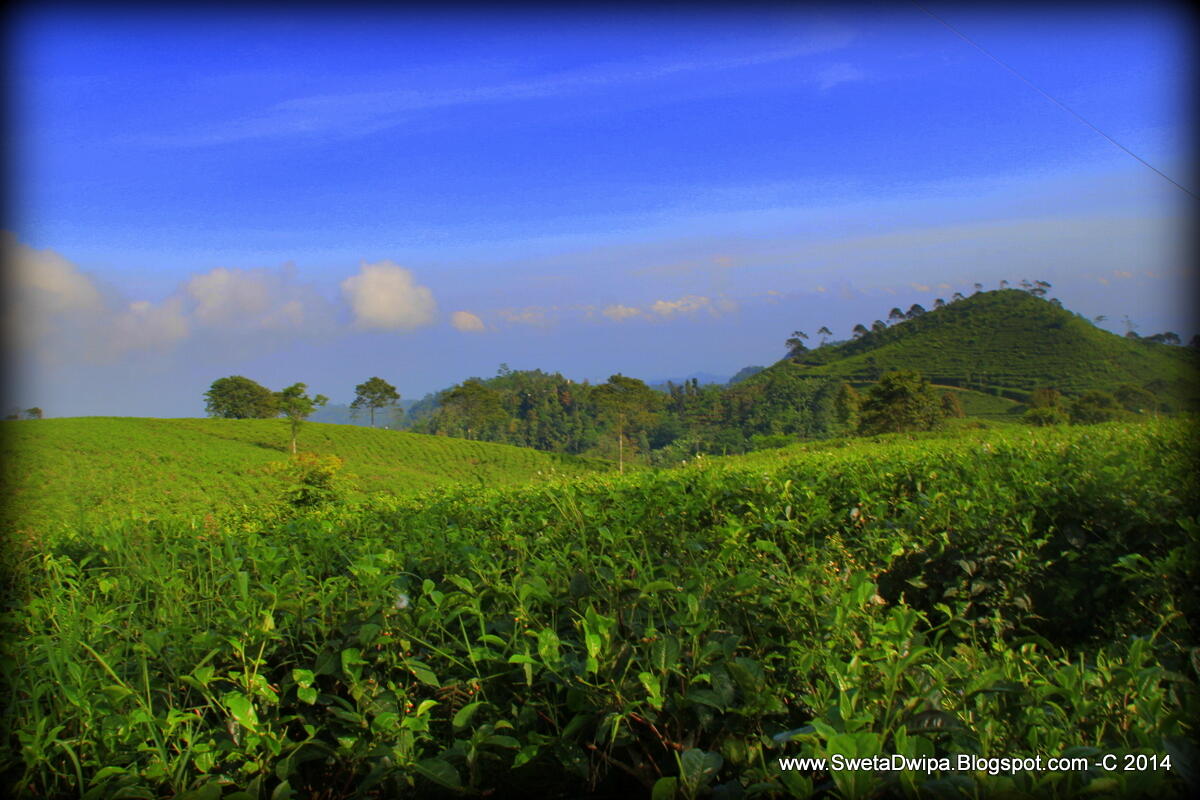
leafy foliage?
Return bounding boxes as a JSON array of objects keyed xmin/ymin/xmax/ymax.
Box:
[
  {"xmin": 858, "ymin": 370, "xmax": 945, "ymax": 435},
  {"xmin": 275, "ymin": 383, "xmax": 329, "ymax": 454},
  {"xmin": 204, "ymin": 376, "xmax": 277, "ymax": 419},
  {"xmin": 3, "ymin": 421, "xmax": 1197, "ymax": 799}
]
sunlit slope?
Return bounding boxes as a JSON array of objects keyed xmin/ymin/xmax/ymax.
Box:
[
  {"xmin": 1, "ymin": 417, "xmax": 612, "ymax": 531},
  {"xmin": 783, "ymin": 290, "xmax": 1199, "ymax": 402}
]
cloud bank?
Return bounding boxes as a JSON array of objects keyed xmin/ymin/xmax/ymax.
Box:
[{"xmin": 6, "ymin": 236, "xmax": 439, "ymax": 367}]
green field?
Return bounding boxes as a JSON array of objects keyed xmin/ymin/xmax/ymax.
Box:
[
  {"xmin": 3, "ymin": 418, "xmax": 1196, "ymax": 798},
  {"xmin": 0, "ymin": 418, "xmax": 614, "ymax": 533}
]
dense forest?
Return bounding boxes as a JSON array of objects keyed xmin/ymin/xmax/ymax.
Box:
[{"xmin": 402, "ymin": 289, "xmax": 1198, "ymax": 463}]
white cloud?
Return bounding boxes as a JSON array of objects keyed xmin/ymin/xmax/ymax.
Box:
[
  {"xmin": 185, "ymin": 264, "xmax": 331, "ymax": 336},
  {"xmin": 142, "ymin": 25, "xmax": 857, "ymax": 147},
  {"xmin": 451, "ymin": 310, "xmax": 486, "ymax": 332},
  {"xmin": 7, "ymin": 234, "xmax": 340, "ymax": 366},
  {"xmin": 110, "ymin": 297, "xmax": 190, "ymax": 353},
  {"xmin": 7, "ymin": 234, "xmax": 105, "ymax": 318},
  {"xmin": 603, "ymin": 304, "xmax": 642, "ymax": 322},
  {"xmin": 814, "ymin": 62, "xmax": 866, "ymax": 91},
  {"xmin": 650, "ymin": 294, "xmax": 712, "ymax": 316},
  {"xmin": 341, "ymin": 260, "xmax": 437, "ymax": 331}
]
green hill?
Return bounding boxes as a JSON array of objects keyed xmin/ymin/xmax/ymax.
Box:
[
  {"xmin": 1, "ymin": 417, "xmax": 613, "ymax": 532},
  {"xmin": 775, "ymin": 289, "xmax": 1198, "ymax": 406}
]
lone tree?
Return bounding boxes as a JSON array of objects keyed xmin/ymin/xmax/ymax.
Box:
[
  {"xmin": 275, "ymin": 383, "xmax": 328, "ymax": 454},
  {"xmin": 205, "ymin": 376, "xmax": 277, "ymax": 419},
  {"xmin": 858, "ymin": 370, "xmax": 944, "ymax": 435},
  {"xmin": 817, "ymin": 326, "xmax": 833, "ymax": 345},
  {"xmin": 785, "ymin": 330, "xmax": 809, "ymax": 357},
  {"xmin": 591, "ymin": 374, "xmax": 661, "ymax": 473},
  {"xmin": 24, "ymin": 407, "xmax": 43, "ymax": 420},
  {"xmin": 351, "ymin": 376, "xmax": 400, "ymax": 427}
]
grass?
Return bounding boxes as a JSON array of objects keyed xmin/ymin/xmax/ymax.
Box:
[
  {"xmin": 0, "ymin": 417, "xmax": 613, "ymax": 533},
  {"xmin": 2, "ymin": 418, "xmax": 1196, "ymax": 798}
]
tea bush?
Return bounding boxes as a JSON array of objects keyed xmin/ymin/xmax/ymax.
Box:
[{"xmin": 3, "ymin": 419, "xmax": 1197, "ymax": 798}]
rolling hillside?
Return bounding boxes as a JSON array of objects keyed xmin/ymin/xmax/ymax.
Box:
[
  {"xmin": 776, "ymin": 290, "xmax": 1198, "ymax": 404},
  {"xmin": 1, "ymin": 417, "xmax": 614, "ymax": 532}
]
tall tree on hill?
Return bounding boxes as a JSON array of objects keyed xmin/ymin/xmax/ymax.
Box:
[
  {"xmin": 24, "ymin": 407, "xmax": 43, "ymax": 420},
  {"xmin": 592, "ymin": 374, "xmax": 660, "ymax": 472},
  {"xmin": 440, "ymin": 379, "xmax": 507, "ymax": 440},
  {"xmin": 871, "ymin": 320, "xmax": 887, "ymax": 333},
  {"xmin": 817, "ymin": 326, "xmax": 832, "ymax": 345},
  {"xmin": 858, "ymin": 371, "xmax": 944, "ymax": 435},
  {"xmin": 934, "ymin": 298, "xmax": 946, "ymax": 309},
  {"xmin": 973, "ymin": 283, "xmax": 983, "ymax": 294},
  {"xmin": 275, "ymin": 383, "xmax": 328, "ymax": 454},
  {"xmin": 785, "ymin": 330, "xmax": 809, "ymax": 357},
  {"xmin": 351, "ymin": 376, "xmax": 400, "ymax": 427},
  {"xmin": 906, "ymin": 303, "xmax": 926, "ymax": 319},
  {"xmin": 852, "ymin": 323, "xmax": 869, "ymax": 339},
  {"xmin": 952, "ymin": 292, "xmax": 965, "ymax": 302},
  {"xmin": 888, "ymin": 307, "xmax": 905, "ymax": 324},
  {"xmin": 204, "ymin": 375, "xmax": 277, "ymax": 419}
]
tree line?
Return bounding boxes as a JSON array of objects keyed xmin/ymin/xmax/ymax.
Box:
[{"xmin": 204, "ymin": 375, "xmax": 400, "ymax": 453}]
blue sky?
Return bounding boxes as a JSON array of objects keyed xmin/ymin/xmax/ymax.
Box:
[{"xmin": 6, "ymin": 4, "xmax": 1194, "ymax": 417}]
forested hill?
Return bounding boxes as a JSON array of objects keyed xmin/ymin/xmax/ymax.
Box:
[{"xmin": 777, "ymin": 289, "xmax": 1199, "ymax": 404}]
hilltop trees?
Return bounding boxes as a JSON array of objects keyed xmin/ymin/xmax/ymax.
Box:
[
  {"xmin": 351, "ymin": 377, "xmax": 400, "ymax": 427},
  {"xmin": 858, "ymin": 370, "xmax": 944, "ymax": 435},
  {"xmin": 24, "ymin": 407, "xmax": 43, "ymax": 420},
  {"xmin": 785, "ymin": 330, "xmax": 809, "ymax": 357},
  {"xmin": 204, "ymin": 376, "xmax": 277, "ymax": 419},
  {"xmin": 275, "ymin": 383, "xmax": 328, "ymax": 454}
]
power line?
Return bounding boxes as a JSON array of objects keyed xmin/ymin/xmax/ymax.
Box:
[{"xmin": 913, "ymin": 2, "xmax": 1195, "ymax": 199}]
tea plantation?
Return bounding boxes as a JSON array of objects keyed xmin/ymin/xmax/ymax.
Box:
[
  {"xmin": 0, "ymin": 417, "xmax": 614, "ymax": 534},
  {"xmin": 2, "ymin": 419, "xmax": 1197, "ymax": 798}
]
